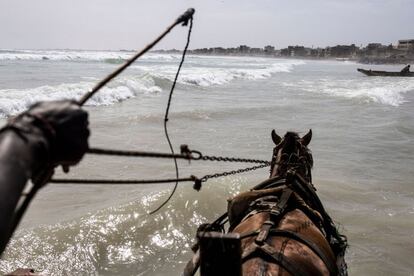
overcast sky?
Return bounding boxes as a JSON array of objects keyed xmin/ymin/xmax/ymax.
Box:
[{"xmin": 0, "ymin": 0, "xmax": 413, "ymax": 50}]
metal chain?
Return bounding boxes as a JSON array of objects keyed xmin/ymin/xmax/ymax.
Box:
[
  {"xmin": 200, "ymin": 163, "xmax": 270, "ymax": 182},
  {"xmin": 200, "ymin": 154, "xmax": 270, "ymax": 164}
]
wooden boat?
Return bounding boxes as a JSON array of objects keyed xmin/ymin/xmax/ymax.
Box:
[{"xmin": 357, "ymin": 68, "xmax": 414, "ymax": 77}]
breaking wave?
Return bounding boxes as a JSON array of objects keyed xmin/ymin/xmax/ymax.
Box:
[
  {"xmin": 283, "ymin": 77, "xmax": 414, "ymax": 107},
  {"xmin": 0, "ymin": 58, "xmax": 302, "ymax": 117},
  {"xmin": 145, "ymin": 59, "xmax": 303, "ymax": 87},
  {"xmin": 0, "ymin": 75, "xmax": 162, "ymax": 117},
  {"xmin": 177, "ymin": 62, "xmax": 300, "ymax": 87},
  {"xmin": 0, "ymin": 49, "xmax": 179, "ymax": 63}
]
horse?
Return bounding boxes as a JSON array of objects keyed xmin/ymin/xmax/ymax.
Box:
[{"xmin": 184, "ymin": 130, "xmax": 347, "ymax": 276}]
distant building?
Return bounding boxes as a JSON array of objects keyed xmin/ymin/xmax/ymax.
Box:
[
  {"xmin": 327, "ymin": 44, "xmax": 358, "ymax": 58},
  {"xmin": 363, "ymin": 43, "xmax": 389, "ymax": 57},
  {"xmin": 280, "ymin": 46, "xmax": 307, "ymax": 57},
  {"xmin": 238, "ymin": 45, "xmax": 250, "ymax": 54},
  {"xmin": 212, "ymin": 47, "xmax": 226, "ymax": 54},
  {"xmin": 310, "ymin": 48, "xmax": 326, "ymax": 58},
  {"xmin": 366, "ymin": 43, "xmax": 384, "ymax": 50},
  {"xmin": 185, "ymin": 39, "xmax": 413, "ymax": 62},
  {"xmin": 264, "ymin": 45, "xmax": 275, "ymax": 55},
  {"xmin": 397, "ymin": 39, "xmax": 414, "ymax": 50},
  {"xmin": 249, "ymin": 48, "xmax": 263, "ymax": 54}
]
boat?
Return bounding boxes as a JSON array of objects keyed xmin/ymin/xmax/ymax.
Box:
[{"xmin": 357, "ymin": 68, "xmax": 414, "ymax": 77}]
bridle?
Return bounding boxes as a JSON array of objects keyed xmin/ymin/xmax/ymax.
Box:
[{"xmin": 270, "ymin": 136, "xmax": 313, "ymax": 183}]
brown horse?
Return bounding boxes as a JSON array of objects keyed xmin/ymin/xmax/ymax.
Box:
[{"xmin": 184, "ymin": 130, "xmax": 347, "ymax": 276}]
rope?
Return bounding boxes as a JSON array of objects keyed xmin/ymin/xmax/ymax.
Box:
[{"xmin": 151, "ymin": 16, "xmax": 193, "ymax": 214}]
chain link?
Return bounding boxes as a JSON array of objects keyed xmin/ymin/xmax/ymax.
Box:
[
  {"xmin": 200, "ymin": 163, "xmax": 270, "ymax": 182},
  {"xmin": 200, "ymin": 154, "xmax": 270, "ymax": 164},
  {"xmin": 86, "ymin": 145, "xmax": 273, "ymax": 188}
]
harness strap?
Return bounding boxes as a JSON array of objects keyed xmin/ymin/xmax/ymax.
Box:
[
  {"xmin": 242, "ymin": 243, "xmax": 311, "ymax": 276},
  {"xmin": 254, "ymin": 188, "xmax": 293, "ymax": 244},
  {"xmin": 268, "ymin": 229, "xmax": 338, "ymax": 275},
  {"xmin": 240, "ymin": 185, "xmax": 336, "ymax": 275},
  {"xmin": 239, "ymin": 228, "xmax": 337, "ymax": 275},
  {"xmin": 255, "ymin": 220, "xmax": 274, "ymax": 245},
  {"xmin": 271, "ymin": 188, "xmax": 292, "ymax": 218}
]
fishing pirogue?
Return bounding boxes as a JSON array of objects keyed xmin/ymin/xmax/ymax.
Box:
[
  {"xmin": 357, "ymin": 68, "xmax": 414, "ymax": 77},
  {"xmin": 184, "ymin": 130, "xmax": 348, "ymax": 276}
]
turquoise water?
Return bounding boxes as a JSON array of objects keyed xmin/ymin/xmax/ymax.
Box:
[{"xmin": 0, "ymin": 50, "xmax": 413, "ymax": 275}]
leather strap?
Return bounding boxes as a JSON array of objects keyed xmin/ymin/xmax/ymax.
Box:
[
  {"xmin": 270, "ymin": 188, "xmax": 292, "ymax": 218},
  {"xmin": 242, "ymin": 243, "xmax": 311, "ymax": 276},
  {"xmin": 255, "ymin": 220, "xmax": 274, "ymax": 245},
  {"xmin": 269, "ymin": 229, "xmax": 338, "ymax": 275}
]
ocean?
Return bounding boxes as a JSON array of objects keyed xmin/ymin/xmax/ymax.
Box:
[{"xmin": 0, "ymin": 49, "xmax": 413, "ymax": 275}]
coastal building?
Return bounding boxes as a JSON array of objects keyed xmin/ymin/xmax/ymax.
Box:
[
  {"xmin": 238, "ymin": 45, "xmax": 250, "ymax": 54},
  {"xmin": 264, "ymin": 45, "xmax": 275, "ymax": 55},
  {"xmin": 249, "ymin": 48, "xmax": 263, "ymax": 55},
  {"xmin": 280, "ymin": 46, "xmax": 308, "ymax": 57},
  {"xmin": 364, "ymin": 43, "xmax": 389, "ymax": 57},
  {"xmin": 397, "ymin": 39, "xmax": 414, "ymax": 50},
  {"xmin": 366, "ymin": 43, "xmax": 383, "ymax": 49},
  {"xmin": 326, "ymin": 44, "xmax": 358, "ymax": 58},
  {"xmin": 184, "ymin": 39, "xmax": 413, "ymax": 62}
]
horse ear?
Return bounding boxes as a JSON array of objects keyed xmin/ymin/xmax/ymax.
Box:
[
  {"xmin": 301, "ymin": 129, "xmax": 312, "ymax": 146},
  {"xmin": 271, "ymin": 129, "xmax": 282, "ymax": 145}
]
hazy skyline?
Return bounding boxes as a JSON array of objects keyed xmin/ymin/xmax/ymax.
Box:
[{"xmin": 0, "ymin": 0, "xmax": 413, "ymax": 50}]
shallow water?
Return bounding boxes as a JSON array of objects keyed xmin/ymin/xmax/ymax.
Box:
[{"xmin": 0, "ymin": 50, "xmax": 413, "ymax": 275}]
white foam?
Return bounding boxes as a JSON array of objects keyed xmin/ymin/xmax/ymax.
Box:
[
  {"xmin": 0, "ymin": 52, "xmax": 305, "ymax": 117},
  {"xmin": 329, "ymin": 80, "xmax": 414, "ymax": 106},
  {"xmin": 286, "ymin": 77, "xmax": 414, "ymax": 107},
  {"xmin": 149, "ymin": 59, "xmax": 303, "ymax": 87},
  {"xmin": 0, "ymin": 75, "xmax": 161, "ymax": 117},
  {"xmin": 0, "ymin": 49, "xmax": 179, "ymax": 62}
]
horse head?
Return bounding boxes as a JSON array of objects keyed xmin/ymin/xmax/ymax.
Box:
[{"xmin": 270, "ymin": 129, "xmax": 313, "ymax": 183}]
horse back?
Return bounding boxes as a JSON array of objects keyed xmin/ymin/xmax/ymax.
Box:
[{"xmin": 230, "ymin": 190, "xmax": 337, "ymax": 276}]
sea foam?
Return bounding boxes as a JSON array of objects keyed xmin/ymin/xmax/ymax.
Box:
[
  {"xmin": 0, "ymin": 52, "xmax": 302, "ymax": 117},
  {"xmin": 150, "ymin": 60, "xmax": 302, "ymax": 87},
  {"xmin": 285, "ymin": 77, "xmax": 414, "ymax": 107},
  {"xmin": 0, "ymin": 49, "xmax": 178, "ymax": 62},
  {"xmin": 0, "ymin": 75, "xmax": 162, "ymax": 117}
]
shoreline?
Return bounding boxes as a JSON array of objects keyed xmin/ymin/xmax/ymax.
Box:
[
  {"xmin": 179, "ymin": 52, "xmax": 414, "ymax": 65},
  {"xmin": 153, "ymin": 50, "xmax": 413, "ymax": 65},
  {"xmin": 1, "ymin": 48, "xmax": 412, "ymax": 65}
]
